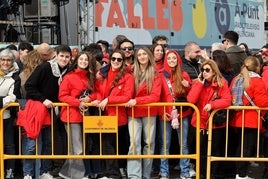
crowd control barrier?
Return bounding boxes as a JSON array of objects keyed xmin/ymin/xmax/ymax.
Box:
[
  {"xmin": 207, "ymin": 106, "xmax": 268, "ymax": 179},
  {"xmin": 0, "ymin": 102, "xmax": 200, "ymax": 179}
]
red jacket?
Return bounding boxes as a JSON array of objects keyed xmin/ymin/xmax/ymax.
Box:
[
  {"xmin": 159, "ymin": 70, "xmax": 192, "ymax": 120},
  {"xmin": 262, "ymin": 65, "xmax": 268, "ymax": 92},
  {"xmin": 59, "ymin": 69, "xmax": 89, "ymax": 123},
  {"xmin": 17, "ymin": 100, "xmax": 51, "ymax": 139},
  {"xmin": 94, "ymin": 67, "xmax": 135, "ymax": 126},
  {"xmin": 229, "ymin": 76, "xmax": 268, "ymax": 128},
  {"xmin": 127, "ymin": 73, "xmax": 162, "ymax": 118},
  {"xmin": 187, "ymin": 79, "xmax": 231, "ymax": 129}
]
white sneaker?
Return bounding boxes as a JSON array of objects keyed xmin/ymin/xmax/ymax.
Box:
[
  {"xmin": 82, "ymin": 176, "xmax": 89, "ymax": 179},
  {"xmin": 189, "ymin": 168, "xmax": 196, "ymax": 177},
  {"xmin": 39, "ymin": 172, "xmax": 54, "ymax": 179},
  {"xmin": 119, "ymin": 168, "xmax": 127, "ymax": 177},
  {"xmin": 24, "ymin": 175, "xmax": 33, "ymax": 179},
  {"xmin": 58, "ymin": 172, "xmax": 71, "ymax": 179},
  {"xmin": 235, "ymin": 174, "xmax": 254, "ymax": 179},
  {"xmin": 6, "ymin": 168, "xmax": 14, "ymax": 178}
]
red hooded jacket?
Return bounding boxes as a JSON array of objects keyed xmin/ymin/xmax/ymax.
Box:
[{"xmin": 159, "ymin": 50, "xmax": 192, "ymax": 120}]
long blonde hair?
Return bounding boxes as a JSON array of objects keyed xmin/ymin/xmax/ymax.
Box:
[
  {"xmin": 201, "ymin": 60, "xmax": 224, "ymax": 87},
  {"xmin": 133, "ymin": 46, "xmax": 156, "ymax": 94},
  {"xmin": 22, "ymin": 50, "xmax": 43, "ymax": 78},
  {"xmin": 239, "ymin": 56, "xmax": 260, "ymax": 89}
]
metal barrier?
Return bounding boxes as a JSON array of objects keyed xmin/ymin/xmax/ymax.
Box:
[
  {"xmin": 0, "ymin": 102, "xmax": 200, "ymax": 178},
  {"xmin": 207, "ymin": 106, "xmax": 268, "ymax": 179}
]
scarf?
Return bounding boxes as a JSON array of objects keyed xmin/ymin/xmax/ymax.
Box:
[
  {"xmin": 48, "ymin": 59, "xmax": 68, "ymax": 85},
  {"xmin": 231, "ymin": 71, "xmax": 261, "ymax": 106},
  {"xmin": 231, "ymin": 77, "xmax": 244, "ymax": 106}
]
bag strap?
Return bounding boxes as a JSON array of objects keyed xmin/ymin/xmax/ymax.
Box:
[
  {"xmin": 244, "ymin": 91, "xmax": 256, "ymax": 106},
  {"xmin": 164, "ymin": 77, "xmax": 176, "ymax": 110},
  {"xmin": 244, "ymin": 91, "xmax": 264, "ymax": 120}
]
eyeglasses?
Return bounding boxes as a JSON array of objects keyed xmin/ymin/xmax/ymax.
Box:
[
  {"xmin": 0, "ymin": 58, "xmax": 12, "ymax": 63},
  {"xmin": 121, "ymin": 46, "xmax": 134, "ymax": 51},
  {"xmin": 222, "ymin": 39, "xmax": 226, "ymax": 44},
  {"xmin": 111, "ymin": 57, "xmax": 123, "ymax": 62},
  {"xmin": 201, "ymin": 68, "xmax": 211, "ymax": 73}
]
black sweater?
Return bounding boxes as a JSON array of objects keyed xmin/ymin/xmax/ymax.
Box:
[{"xmin": 25, "ymin": 61, "xmax": 67, "ymax": 103}]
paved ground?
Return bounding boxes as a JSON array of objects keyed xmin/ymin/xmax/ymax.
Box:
[{"xmin": 13, "ymin": 161, "xmax": 264, "ymax": 178}]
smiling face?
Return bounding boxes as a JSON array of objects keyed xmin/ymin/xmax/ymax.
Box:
[
  {"xmin": 0, "ymin": 55, "xmax": 13, "ymax": 71},
  {"xmin": 111, "ymin": 52, "xmax": 123, "ymax": 71},
  {"xmin": 167, "ymin": 52, "xmax": 178, "ymax": 68},
  {"xmin": 201, "ymin": 64, "xmax": 214, "ymax": 81},
  {"xmin": 56, "ymin": 51, "xmax": 71, "ymax": 68},
  {"xmin": 120, "ymin": 42, "xmax": 134, "ymax": 58},
  {"xmin": 137, "ymin": 49, "xmax": 149, "ymax": 67},
  {"xmin": 77, "ymin": 54, "xmax": 89, "ymax": 70}
]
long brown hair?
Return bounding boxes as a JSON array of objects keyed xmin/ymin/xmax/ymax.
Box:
[
  {"xmin": 133, "ymin": 46, "xmax": 156, "ymax": 94},
  {"xmin": 70, "ymin": 51, "xmax": 97, "ymax": 92},
  {"xmin": 22, "ymin": 50, "xmax": 43, "ymax": 78},
  {"xmin": 201, "ymin": 60, "xmax": 224, "ymax": 87},
  {"xmin": 164, "ymin": 50, "xmax": 186, "ymax": 95}
]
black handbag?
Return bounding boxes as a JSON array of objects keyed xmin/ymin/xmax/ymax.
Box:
[
  {"xmin": 210, "ymin": 87, "xmax": 233, "ymax": 126},
  {"xmin": 212, "ymin": 109, "xmax": 234, "ymax": 126}
]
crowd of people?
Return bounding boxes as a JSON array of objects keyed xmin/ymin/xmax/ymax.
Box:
[{"xmin": 1, "ymin": 30, "xmax": 268, "ymax": 179}]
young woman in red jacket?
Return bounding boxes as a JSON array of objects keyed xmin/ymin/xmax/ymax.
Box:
[
  {"xmin": 158, "ymin": 50, "xmax": 192, "ymax": 179},
  {"xmin": 125, "ymin": 46, "xmax": 162, "ymax": 179},
  {"xmin": 92, "ymin": 49, "xmax": 135, "ymax": 178},
  {"xmin": 187, "ymin": 60, "xmax": 231, "ymax": 179},
  {"xmin": 58, "ymin": 51, "xmax": 97, "ymax": 178},
  {"xmin": 229, "ymin": 56, "xmax": 268, "ymax": 179}
]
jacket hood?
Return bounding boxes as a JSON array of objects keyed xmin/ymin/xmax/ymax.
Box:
[{"xmin": 163, "ymin": 50, "xmax": 182, "ymax": 76}]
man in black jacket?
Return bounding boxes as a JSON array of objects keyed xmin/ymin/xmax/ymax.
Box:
[{"xmin": 23, "ymin": 45, "xmax": 71, "ymax": 179}]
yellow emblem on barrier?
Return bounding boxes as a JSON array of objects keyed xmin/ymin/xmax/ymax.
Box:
[{"xmin": 83, "ymin": 116, "xmax": 118, "ymax": 133}]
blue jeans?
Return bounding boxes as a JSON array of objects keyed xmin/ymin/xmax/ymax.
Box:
[
  {"xmin": 127, "ymin": 116, "xmax": 156, "ymax": 179},
  {"xmin": 22, "ymin": 126, "xmax": 52, "ymax": 176},
  {"xmin": 159, "ymin": 117, "xmax": 190, "ymax": 177},
  {"xmin": 4, "ymin": 118, "xmax": 16, "ymax": 170}
]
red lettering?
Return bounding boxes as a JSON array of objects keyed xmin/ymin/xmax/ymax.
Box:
[
  {"xmin": 156, "ymin": 1, "xmax": 169, "ymax": 30},
  {"xmin": 95, "ymin": 0, "xmax": 107, "ymax": 26},
  {"xmin": 106, "ymin": 1, "xmax": 125, "ymax": 27},
  {"xmin": 170, "ymin": 0, "xmax": 183, "ymax": 31},
  {"xmin": 142, "ymin": 0, "xmax": 155, "ymax": 29},
  {"xmin": 127, "ymin": 0, "xmax": 141, "ymax": 28}
]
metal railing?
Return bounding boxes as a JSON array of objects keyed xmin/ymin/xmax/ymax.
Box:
[
  {"xmin": 207, "ymin": 106, "xmax": 268, "ymax": 179},
  {"xmin": 0, "ymin": 102, "xmax": 201, "ymax": 178}
]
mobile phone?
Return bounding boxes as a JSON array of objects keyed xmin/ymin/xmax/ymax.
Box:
[{"xmin": 198, "ymin": 73, "xmax": 204, "ymax": 81}]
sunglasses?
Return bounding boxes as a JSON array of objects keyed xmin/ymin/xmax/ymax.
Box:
[
  {"xmin": 121, "ymin": 46, "xmax": 134, "ymax": 51},
  {"xmin": 222, "ymin": 39, "xmax": 226, "ymax": 44},
  {"xmin": 158, "ymin": 43, "xmax": 168, "ymax": 48},
  {"xmin": 201, "ymin": 68, "xmax": 211, "ymax": 73},
  {"xmin": 111, "ymin": 57, "xmax": 123, "ymax": 62}
]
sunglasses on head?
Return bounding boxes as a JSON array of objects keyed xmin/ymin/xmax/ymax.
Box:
[
  {"xmin": 201, "ymin": 68, "xmax": 211, "ymax": 73},
  {"xmin": 111, "ymin": 57, "xmax": 123, "ymax": 62},
  {"xmin": 158, "ymin": 43, "xmax": 168, "ymax": 48},
  {"xmin": 121, "ymin": 46, "xmax": 134, "ymax": 51}
]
